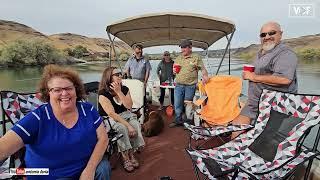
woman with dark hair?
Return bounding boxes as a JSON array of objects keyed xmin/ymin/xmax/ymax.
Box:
[
  {"xmin": 0, "ymin": 64, "xmax": 111, "ymax": 180},
  {"xmin": 98, "ymin": 67, "xmax": 145, "ymax": 173},
  {"xmin": 157, "ymin": 51, "xmax": 175, "ymax": 110}
]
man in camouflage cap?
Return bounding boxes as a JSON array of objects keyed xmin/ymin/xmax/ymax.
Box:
[{"xmin": 170, "ymin": 39, "xmax": 209, "ymax": 127}]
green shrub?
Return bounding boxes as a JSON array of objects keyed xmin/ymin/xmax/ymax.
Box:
[
  {"xmin": 119, "ymin": 52, "xmax": 130, "ymax": 61},
  {"xmin": 72, "ymin": 45, "xmax": 88, "ymax": 58},
  {"xmin": 297, "ymin": 48, "xmax": 320, "ymax": 60},
  {"xmin": 63, "ymin": 48, "xmax": 75, "ymax": 57},
  {"xmin": 0, "ymin": 40, "xmax": 65, "ymax": 66}
]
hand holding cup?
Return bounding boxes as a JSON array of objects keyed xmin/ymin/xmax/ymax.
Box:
[
  {"xmin": 243, "ymin": 64, "xmax": 255, "ymax": 72},
  {"xmin": 173, "ymin": 64, "xmax": 181, "ymax": 74}
]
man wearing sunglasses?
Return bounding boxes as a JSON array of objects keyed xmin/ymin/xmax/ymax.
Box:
[{"xmin": 231, "ymin": 21, "xmax": 298, "ymax": 138}]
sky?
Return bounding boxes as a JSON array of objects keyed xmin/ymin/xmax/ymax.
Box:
[{"xmin": 0, "ymin": 0, "xmax": 319, "ymax": 53}]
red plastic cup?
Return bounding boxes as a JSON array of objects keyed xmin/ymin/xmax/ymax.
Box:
[
  {"xmin": 173, "ymin": 64, "xmax": 181, "ymax": 74},
  {"xmin": 243, "ymin": 64, "xmax": 255, "ymax": 72}
]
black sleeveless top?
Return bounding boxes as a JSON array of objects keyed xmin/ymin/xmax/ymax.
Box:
[{"xmin": 98, "ymin": 86, "xmax": 129, "ymax": 116}]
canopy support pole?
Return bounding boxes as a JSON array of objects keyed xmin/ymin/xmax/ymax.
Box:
[
  {"xmin": 228, "ymin": 39, "xmax": 231, "ymax": 75},
  {"xmin": 215, "ymin": 30, "xmax": 235, "ymax": 75},
  {"xmin": 107, "ymin": 31, "xmax": 123, "ymax": 72}
]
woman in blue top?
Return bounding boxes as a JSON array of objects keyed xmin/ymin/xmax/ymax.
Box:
[{"xmin": 0, "ymin": 65, "xmax": 111, "ymax": 180}]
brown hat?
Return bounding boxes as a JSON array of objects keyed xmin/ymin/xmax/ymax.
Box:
[
  {"xmin": 133, "ymin": 44, "xmax": 143, "ymax": 49},
  {"xmin": 179, "ymin": 39, "xmax": 192, "ymax": 48},
  {"xmin": 163, "ymin": 51, "xmax": 170, "ymax": 56}
]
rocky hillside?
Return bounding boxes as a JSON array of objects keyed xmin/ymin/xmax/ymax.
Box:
[
  {"xmin": 233, "ymin": 34, "xmax": 320, "ymax": 60},
  {"xmin": 0, "ymin": 20, "xmax": 131, "ymax": 54}
]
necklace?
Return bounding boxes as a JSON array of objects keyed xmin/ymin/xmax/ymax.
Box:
[{"xmin": 63, "ymin": 119, "xmax": 66, "ymax": 125}]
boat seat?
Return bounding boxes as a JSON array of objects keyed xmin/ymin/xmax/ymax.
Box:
[{"xmin": 122, "ymin": 79, "xmax": 146, "ymax": 124}]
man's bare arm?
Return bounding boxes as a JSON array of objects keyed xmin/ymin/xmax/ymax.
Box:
[{"xmin": 243, "ymin": 71, "xmax": 292, "ymax": 86}]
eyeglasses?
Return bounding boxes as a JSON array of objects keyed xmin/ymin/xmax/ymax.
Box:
[
  {"xmin": 164, "ymin": 54, "xmax": 170, "ymax": 56},
  {"xmin": 49, "ymin": 85, "xmax": 75, "ymax": 94},
  {"xmin": 260, "ymin": 31, "xmax": 277, "ymax": 38},
  {"xmin": 112, "ymin": 72, "xmax": 123, "ymax": 77}
]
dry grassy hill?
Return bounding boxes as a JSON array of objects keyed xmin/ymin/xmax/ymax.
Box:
[
  {"xmin": 0, "ymin": 20, "xmax": 131, "ymax": 54},
  {"xmin": 233, "ymin": 34, "xmax": 320, "ymax": 60}
]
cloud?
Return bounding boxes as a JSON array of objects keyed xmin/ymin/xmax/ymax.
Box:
[{"xmin": 0, "ymin": 0, "xmax": 319, "ymax": 52}]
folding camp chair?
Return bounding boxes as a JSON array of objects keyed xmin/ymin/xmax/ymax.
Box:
[
  {"xmin": 0, "ymin": 90, "xmax": 43, "ymax": 179},
  {"xmin": 0, "ymin": 157, "xmax": 11, "ymax": 180},
  {"xmin": 186, "ymin": 89, "xmax": 320, "ymax": 179},
  {"xmin": 83, "ymin": 82, "xmax": 123, "ymax": 163},
  {"xmin": 122, "ymin": 79, "xmax": 146, "ymax": 124},
  {"xmin": 184, "ymin": 75, "xmax": 249, "ymax": 149},
  {"xmin": 84, "ymin": 81, "xmax": 100, "ymax": 108}
]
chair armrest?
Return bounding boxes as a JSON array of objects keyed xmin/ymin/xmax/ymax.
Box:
[
  {"xmin": 194, "ymin": 95, "xmax": 208, "ymax": 106},
  {"xmin": 110, "ymin": 133, "xmax": 123, "ymax": 143},
  {"xmin": 184, "ymin": 123, "xmax": 253, "ymax": 140}
]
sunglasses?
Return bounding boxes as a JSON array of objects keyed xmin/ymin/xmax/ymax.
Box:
[
  {"xmin": 164, "ymin": 54, "xmax": 170, "ymax": 56},
  {"xmin": 259, "ymin": 31, "xmax": 277, "ymax": 38},
  {"xmin": 112, "ymin": 72, "xmax": 123, "ymax": 77}
]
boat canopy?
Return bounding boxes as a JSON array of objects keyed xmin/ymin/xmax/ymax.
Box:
[{"xmin": 106, "ymin": 12, "xmax": 235, "ymax": 50}]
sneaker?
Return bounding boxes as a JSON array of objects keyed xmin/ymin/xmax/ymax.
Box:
[{"xmin": 169, "ymin": 122, "xmax": 183, "ymax": 128}]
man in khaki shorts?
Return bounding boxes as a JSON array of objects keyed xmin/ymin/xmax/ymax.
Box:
[{"xmin": 169, "ymin": 39, "xmax": 209, "ymax": 127}]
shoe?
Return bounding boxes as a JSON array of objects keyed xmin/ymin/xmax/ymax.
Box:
[
  {"xmin": 169, "ymin": 122, "xmax": 183, "ymax": 128},
  {"xmin": 130, "ymin": 155, "xmax": 140, "ymax": 169},
  {"xmin": 123, "ymin": 159, "xmax": 134, "ymax": 172}
]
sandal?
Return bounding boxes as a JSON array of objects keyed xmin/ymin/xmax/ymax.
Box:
[
  {"xmin": 130, "ymin": 156, "xmax": 140, "ymax": 169},
  {"xmin": 123, "ymin": 160, "xmax": 134, "ymax": 172}
]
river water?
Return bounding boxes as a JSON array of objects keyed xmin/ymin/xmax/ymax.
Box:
[{"xmin": 1, "ymin": 58, "xmax": 320, "ymax": 149}]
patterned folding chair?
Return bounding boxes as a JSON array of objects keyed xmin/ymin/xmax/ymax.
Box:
[
  {"xmin": 186, "ymin": 89, "xmax": 320, "ymax": 179},
  {"xmin": 184, "ymin": 75, "xmax": 253, "ymax": 149},
  {"xmin": 0, "ymin": 90, "xmax": 43, "ymax": 179},
  {"xmin": 1, "ymin": 91, "xmax": 43, "ymax": 133}
]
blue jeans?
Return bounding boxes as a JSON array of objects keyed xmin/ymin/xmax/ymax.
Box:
[
  {"xmin": 174, "ymin": 83, "xmax": 196, "ymax": 124},
  {"xmin": 56, "ymin": 158, "xmax": 111, "ymax": 180},
  {"xmin": 95, "ymin": 158, "xmax": 111, "ymax": 180}
]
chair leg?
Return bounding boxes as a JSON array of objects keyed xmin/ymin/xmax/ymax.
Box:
[
  {"xmin": 231, "ymin": 168, "xmax": 239, "ymax": 180},
  {"xmin": 107, "ymin": 143, "xmax": 121, "ymax": 170},
  {"xmin": 304, "ymin": 159, "xmax": 313, "ymax": 180},
  {"xmin": 191, "ymin": 160, "xmax": 201, "ymax": 180}
]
